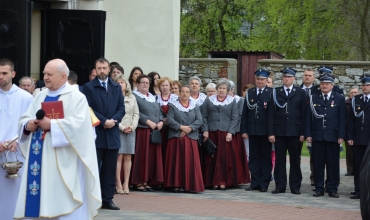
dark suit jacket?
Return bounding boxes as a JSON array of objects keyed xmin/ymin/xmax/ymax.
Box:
[
  {"xmin": 305, "ymin": 92, "xmax": 346, "ymax": 142},
  {"xmin": 268, "ymin": 86, "xmax": 306, "ymax": 137},
  {"xmin": 347, "ymin": 94, "xmax": 370, "ymax": 145},
  {"xmin": 240, "ymin": 87, "xmax": 273, "ymax": 136},
  {"xmin": 83, "ymin": 77, "xmax": 125, "ymax": 149}
]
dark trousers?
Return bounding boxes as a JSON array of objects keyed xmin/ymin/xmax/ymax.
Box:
[
  {"xmin": 312, "ymin": 141, "xmax": 340, "ymax": 193},
  {"xmin": 274, "ymin": 136, "xmax": 302, "ymax": 191},
  {"xmin": 310, "ymin": 151, "xmax": 314, "ymax": 181},
  {"xmin": 96, "ymin": 148, "xmax": 119, "ymax": 204},
  {"xmin": 302, "ymin": 142, "xmax": 314, "ymax": 181},
  {"xmin": 353, "ymin": 145, "xmax": 367, "ymax": 192},
  {"xmin": 346, "ymin": 144, "xmax": 354, "ymax": 174},
  {"xmin": 249, "ymin": 135, "xmax": 272, "ymax": 189}
]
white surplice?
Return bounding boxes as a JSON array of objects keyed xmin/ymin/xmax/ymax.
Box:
[
  {"xmin": 14, "ymin": 83, "xmax": 101, "ymax": 220},
  {"xmin": 0, "ymin": 85, "xmax": 33, "ymax": 220}
]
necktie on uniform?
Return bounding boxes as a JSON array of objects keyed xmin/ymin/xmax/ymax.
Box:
[
  {"xmin": 257, "ymin": 89, "xmax": 262, "ymax": 99},
  {"xmin": 286, "ymin": 88, "xmax": 290, "ymax": 96},
  {"xmin": 324, "ymin": 94, "xmax": 328, "ymax": 103}
]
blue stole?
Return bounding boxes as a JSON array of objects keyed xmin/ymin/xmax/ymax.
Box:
[{"xmin": 25, "ymin": 95, "xmax": 60, "ymax": 217}]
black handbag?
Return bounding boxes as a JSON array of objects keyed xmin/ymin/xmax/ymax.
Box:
[
  {"xmin": 198, "ymin": 138, "xmax": 217, "ymax": 157},
  {"xmin": 150, "ymin": 130, "xmax": 162, "ymax": 144}
]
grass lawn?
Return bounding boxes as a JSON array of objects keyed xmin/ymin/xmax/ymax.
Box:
[{"xmin": 301, "ymin": 141, "xmax": 347, "ymax": 159}]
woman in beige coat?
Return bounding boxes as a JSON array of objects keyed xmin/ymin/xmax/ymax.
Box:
[{"xmin": 114, "ymin": 74, "xmax": 139, "ymax": 194}]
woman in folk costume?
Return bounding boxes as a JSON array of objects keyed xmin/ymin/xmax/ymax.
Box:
[
  {"xmin": 114, "ymin": 75, "xmax": 139, "ymax": 195},
  {"xmin": 202, "ymin": 78, "xmax": 250, "ymax": 190},
  {"xmin": 131, "ymin": 74, "xmax": 164, "ymax": 192},
  {"xmin": 165, "ymin": 86, "xmax": 204, "ymax": 193},
  {"xmin": 189, "ymin": 76, "xmax": 207, "ymax": 110},
  {"xmin": 156, "ymin": 77, "xmax": 178, "ymax": 175}
]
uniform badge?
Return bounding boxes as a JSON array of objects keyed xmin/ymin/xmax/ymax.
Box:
[
  {"xmin": 250, "ymin": 99, "xmax": 254, "ymax": 102},
  {"xmin": 280, "ymin": 89, "xmax": 283, "ymax": 92},
  {"xmin": 293, "ymin": 88, "xmax": 296, "ymax": 92},
  {"xmin": 264, "ymin": 102, "xmax": 267, "ymax": 108},
  {"xmin": 358, "ymin": 107, "xmax": 361, "ymax": 110},
  {"xmin": 313, "ymin": 104, "xmax": 316, "ymax": 106},
  {"xmin": 360, "ymin": 96, "xmax": 363, "ymax": 99},
  {"xmin": 331, "ymin": 101, "xmax": 335, "ymax": 107}
]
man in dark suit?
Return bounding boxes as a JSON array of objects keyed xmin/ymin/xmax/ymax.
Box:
[
  {"xmin": 305, "ymin": 75, "xmax": 346, "ymax": 198},
  {"xmin": 347, "ymin": 75, "xmax": 370, "ymax": 199},
  {"xmin": 299, "ymin": 68, "xmax": 315, "ymax": 186},
  {"xmin": 268, "ymin": 67, "xmax": 306, "ymax": 195},
  {"xmin": 311, "ymin": 65, "xmax": 344, "ymax": 95},
  {"xmin": 241, "ymin": 68, "xmax": 273, "ymax": 192},
  {"xmin": 83, "ymin": 58, "xmax": 125, "ymax": 210},
  {"xmin": 345, "ymin": 87, "xmax": 359, "ymax": 177}
]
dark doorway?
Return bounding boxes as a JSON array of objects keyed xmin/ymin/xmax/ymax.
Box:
[
  {"xmin": 0, "ymin": 1, "xmax": 106, "ymax": 86},
  {"xmin": 46, "ymin": 9, "xmax": 106, "ymax": 85},
  {"xmin": 0, "ymin": 0, "xmax": 31, "ymax": 85}
]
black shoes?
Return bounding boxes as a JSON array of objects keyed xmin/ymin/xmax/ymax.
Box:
[
  {"xmin": 245, "ymin": 186, "xmax": 260, "ymax": 191},
  {"xmin": 313, "ymin": 191, "xmax": 324, "ymax": 197},
  {"xmin": 102, "ymin": 202, "xmax": 120, "ymax": 210},
  {"xmin": 328, "ymin": 192, "xmax": 339, "ymax": 198},
  {"xmin": 271, "ymin": 189, "xmax": 285, "ymax": 194},
  {"xmin": 350, "ymin": 193, "xmax": 360, "ymax": 199},
  {"xmin": 260, "ymin": 188, "xmax": 267, "ymax": 192},
  {"xmin": 345, "ymin": 173, "xmax": 354, "ymax": 176},
  {"xmin": 291, "ymin": 190, "xmax": 300, "ymax": 195}
]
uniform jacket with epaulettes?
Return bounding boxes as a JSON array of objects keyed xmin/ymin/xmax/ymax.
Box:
[
  {"xmin": 305, "ymin": 92, "xmax": 346, "ymax": 142},
  {"xmin": 347, "ymin": 94, "xmax": 370, "ymax": 145},
  {"xmin": 240, "ymin": 87, "xmax": 273, "ymax": 136},
  {"xmin": 267, "ymin": 86, "xmax": 306, "ymax": 137}
]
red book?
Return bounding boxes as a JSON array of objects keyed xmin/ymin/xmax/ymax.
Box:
[{"xmin": 41, "ymin": 101, "xmax": 64, "ymax": 119}]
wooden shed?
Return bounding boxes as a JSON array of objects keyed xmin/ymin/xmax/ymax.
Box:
[{"xmin": 208, "ymin": 50, "xmax": 284, "ymax": 95}]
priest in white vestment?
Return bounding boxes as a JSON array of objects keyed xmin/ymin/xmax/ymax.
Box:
[
  {"xmin": 0, "ymin": 59, "xmax": 33, "ymax": 220},
  {"xmin": 14, "ymin": 59, "xmax": 101, "ymax": 219}
]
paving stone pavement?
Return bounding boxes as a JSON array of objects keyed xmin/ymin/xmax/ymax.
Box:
[{"xmin": 96, "ymin": 157, "xmax": 361, "ymax": 220}]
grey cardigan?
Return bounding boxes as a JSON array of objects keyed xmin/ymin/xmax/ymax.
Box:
[
  {"xmin": 201, "ymin": 96, "xmax": 239, "ymax": 134},
  {"xmin": 167, "ymin": 103, "xmax": 203, "ymax": 140},
  {"xmin": 134, "ymin": 93, "xmax": 163, "ymax": 128}
]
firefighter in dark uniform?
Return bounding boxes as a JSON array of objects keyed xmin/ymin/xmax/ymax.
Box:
[
  {"xmin": 305, "ymin": 75, "xmax": 346, "ymax": 198},
  {"xmin": 347, "ymin": 75, "xmax": 370, "ymax": 199},
  {"xmin": 311, "ymin": 65, "xmax": 344, "ymax": 95},
  {"xmin": 268, "ymin": 67, "xmax": 306, "ymax": 195},
  {"xmin": 241, "ymin": 68, "xmax": 273, "ymax": 192}
]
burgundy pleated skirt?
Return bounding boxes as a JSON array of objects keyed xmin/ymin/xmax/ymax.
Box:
[
  {"xmin": 130, "ymin": 128, "xmax": 164, "ymax": 184},
  {"xmin": 161, "ymin": 127, "xmax": 169, "ymax": 171},
  {"xmin": 164, "ymin": 136, "xmax": 204, "ymax": 192},
  {"xmin": 202, "ymin": 130, "xmax": 250, "ymax": 187}
]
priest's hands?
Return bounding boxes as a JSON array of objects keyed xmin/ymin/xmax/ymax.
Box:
[
  {"xmin": 36, "ymin": 117, "xmax": 51, "ymax": 131},
  {"xmin": 26, "ymin": 119, "xmax": 38, "ymax": 132}
]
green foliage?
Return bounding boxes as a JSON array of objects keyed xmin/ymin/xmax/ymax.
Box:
[{"xmin": 180, "ymin": 0, "xmax": 370, "ymax": 60}]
